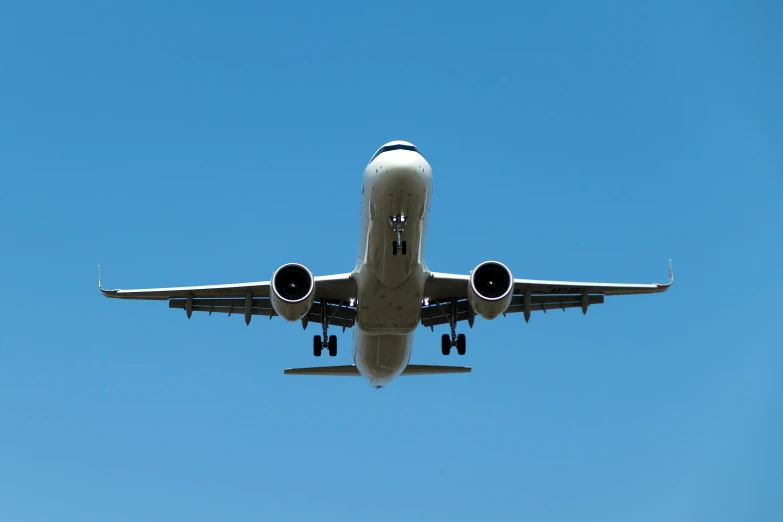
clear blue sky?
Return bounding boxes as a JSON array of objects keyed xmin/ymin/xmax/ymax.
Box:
[{"xmin": 1, "ymin": 1, "xmax": 781, "ymax": 520}]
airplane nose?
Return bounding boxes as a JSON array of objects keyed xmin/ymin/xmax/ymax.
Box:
[
  {"xmin": 380, "ymin": 151, "xmax": 429, "ymax": 187},
  {"xmin": 385, "ymin": 165, "xmax": 421, "ymax": 184}
]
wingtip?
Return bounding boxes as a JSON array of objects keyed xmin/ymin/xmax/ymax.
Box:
[
  {"xmin": 100, "ymin": 288, "xmax": 118, "ymax": 298},
  {"xmin": 655, "ymin": 259, "xmax": 674, "ymax": 291},
  {"xmin": 97, "ymin": 265, "xmax": 115, "ymax": 296}
]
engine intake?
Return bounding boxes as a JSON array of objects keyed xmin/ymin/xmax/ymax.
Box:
[
  {"xmin": 468, "ymin": 261, "xmax": 514, "ymax": 320},
  {"xmin": 270, "ymin": 263, "xmax": 316, "ymax": 321}
]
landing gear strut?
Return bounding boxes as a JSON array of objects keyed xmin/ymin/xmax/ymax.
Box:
[
  {"xmin": 390, "ymin": 214, "xmax": 407, "ymax": 256},
  {"xmin": 313, "ymin": 301, "xmax": 339, "ymax": 357},
  {"xmin": 438, "ymin": 299, "xmax": 467, "ymax": 356}
]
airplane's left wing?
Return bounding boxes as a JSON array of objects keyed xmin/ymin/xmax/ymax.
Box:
[
  {"xmin": 101, "ymin": 272, "xmax": 358, "ymax": 329},
  {"xmin": 421, "ymin": 261, "xmax": 673, "ymax": 328}
]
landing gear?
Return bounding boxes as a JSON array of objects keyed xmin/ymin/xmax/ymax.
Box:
[
  {"xmin": 313, "ymin": 334, "xmax": 337, "ymax": 357},
  {"xmin": 390, "ymin": 214, "xmax": 407, "ymax": 255},
  {"xmin": 438, "ymin": 300, "xmax": 467, "ymax": 355},
  {"xmin": 441, "ymin": 334, "xmax": 451, "ymax": 355},
  {"xmin": 456, "ymin": 333, "xmax": 466, "ymax": 356},
  {"xmin": 392, "ymin": 240, "xmax": 407, "ymax": 256},
  {"xmin": 440, "ymin": 332, "xmax": 467, "ymax": 355},
  {"xmin": 313, "ymin": 301, "xmax": 341, "ymax": 357}
]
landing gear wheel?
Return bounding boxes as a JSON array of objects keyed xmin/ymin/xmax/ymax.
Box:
[
  {"xmin": 328, "ymin": 335, "xmax": 337, "ymax": 357},
  {"xmin": 441, "ymin": 334, "xmax": 451, "ymax": 356},
  {"xmin": 313, "ymin": 335, "xmax": 323, "ymax": 357},
  {"xmin": 456, "ymin": 333, "xmax": 466, "ymax": 355},
  {"xmin": 401, "ymin": 240, "xmax": 407, "ymax": 256},
  {"xmin": 392, "ymin": 241, "xmax": 398, "ymax": 256}
]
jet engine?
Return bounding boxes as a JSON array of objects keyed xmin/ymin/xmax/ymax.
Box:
[
  {"xmin": 270, "ymin": 263, "xmax": 316, "ymax": 321},
  {"xmin": 467, "ymin": 261, "xmax": 514, "ymax": 320}
]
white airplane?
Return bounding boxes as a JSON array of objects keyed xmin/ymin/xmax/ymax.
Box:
[{"xmin": 101, "ymin": 140, "xmax": 673, "ymax": 388}]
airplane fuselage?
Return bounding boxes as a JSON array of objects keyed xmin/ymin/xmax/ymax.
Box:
[{"xmin": 351, "ymin": 146, "xmax": 433, "ymax": 388}]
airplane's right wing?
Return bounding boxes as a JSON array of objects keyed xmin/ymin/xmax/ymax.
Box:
[{"xmin": 101, "ymin": 271, "xmax": 358, "ymax": 329}]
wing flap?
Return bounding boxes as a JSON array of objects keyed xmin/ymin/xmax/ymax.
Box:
[
  {"xmin": 169, "ymin": 298, "xmax": 277, "ymax": 318},
  {"xmin": 304, "ymin": 302, "xmax": 356, "ymax": 329},
  {"xmin": 169, "ymin": 297, "xmax": 357, "ymax": 328},
  {"xmin": 505, "ymin": 294, "xmax": 605, "ymax": 313},
  {"xmin": 420, "ymin": 295, "xmax": 605, "ymax": 327}
]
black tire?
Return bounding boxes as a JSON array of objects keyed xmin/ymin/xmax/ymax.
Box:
[
  {"xmin": 457, "ymin": 333, "xmax": 466, "ymax": 355},
  {"xmin": 313, "ymin": 335, "xmax": 322, "ymax": 357},
  {"xmin": 441, "ymin": 334, "xmax": 451, "ymax": 356},
  {"xmin": 401, "ymin": 240, "xmax": 407, "ymax": 255},
  {"xmin": 392, "ymin": 240, "xmax": 398, "ymax": 255},
  {"xmin": 328, "ymin": 335, "xmax": 337, "ymax": 357}
]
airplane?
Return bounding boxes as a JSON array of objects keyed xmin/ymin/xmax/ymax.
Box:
[{"xmin": 101, "ymin": 140, "xmax": 673, "ymax": 388}]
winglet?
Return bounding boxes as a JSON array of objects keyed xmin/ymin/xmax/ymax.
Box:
[
  {"xmin": 98, "ymin": 265, "xmax": 118, "ymax": 297},
  {"xmin": 655, "ymin": 259, "xmax": 674, "ymax": 290}
]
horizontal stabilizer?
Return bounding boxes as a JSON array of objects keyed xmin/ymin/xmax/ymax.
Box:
[
  {"xmin": 284, "ymin": 365, "xmax": 360, "ymax": 376},
  {"xmin": 402, "ymin": 364, "xmax": 471, "ymax": 375},
  {"xmin": 283, "ymin": 364, "xmax": 471, "ymax": 376}
]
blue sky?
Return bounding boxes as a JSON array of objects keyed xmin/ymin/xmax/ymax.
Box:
[{"xmin": 1, "ymin": 0, "xmax": 781, "ymax": 520}]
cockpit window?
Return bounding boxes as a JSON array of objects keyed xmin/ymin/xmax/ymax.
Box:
[{"xmin": 370, "ymin": 144, "xmax": 420, "ymax": 162}]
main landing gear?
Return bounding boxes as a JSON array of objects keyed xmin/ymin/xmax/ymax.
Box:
[
  {"xmin": 439, "ymin": 300, "xmax": 467, "ymax": 356},
  {"xmin": 313, "ymin": 301, "xmax": 338, "ymax": 357},
  {"xmin": 313, "ymin": 334, "xmax": 337, "ymax": 357},
  {"xmin": 441, "ymin": 333, "xmax": 467, "ymax": 356},
  {"xmin": 390, "ymin": 214, "xmax": 407, "ymax": 256}
]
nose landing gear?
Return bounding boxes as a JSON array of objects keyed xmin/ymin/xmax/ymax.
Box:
[
  {"xmin": 392, "ymin": 240, "xmax": 407, "ymax": 256},
  {"xmin": 390, "ymin": 214, "xmax": 407, "ymax": 256}
]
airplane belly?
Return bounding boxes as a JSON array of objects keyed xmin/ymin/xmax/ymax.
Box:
[
  {"xmin": 364, "ymin": 166, "xmax": 428, "ymax": 289},
  {"xmin": 355, "ymin": 267, "xmax": 424, "ymax": 334},
  {"xmin": 355, "ymin": 162, "xmax": 429, "ymax": 334},
  {"xmin": 353, "ymin": 331, "xmax": 412, "ymax": 388}
]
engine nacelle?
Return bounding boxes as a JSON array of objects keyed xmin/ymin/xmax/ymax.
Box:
[
  {"xmin": 270, "ymin": 263, "xmax": 316, "ymax": 322},
  {"xmin": 467, "ymin": 261, "xmax": 514, "ymax": 320}
]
